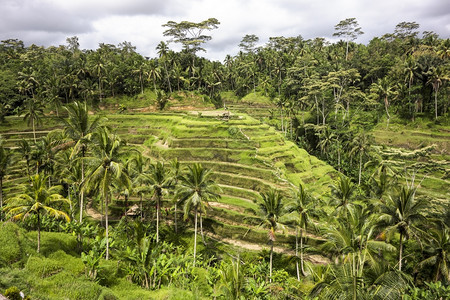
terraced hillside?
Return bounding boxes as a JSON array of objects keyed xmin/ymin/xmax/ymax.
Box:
[
  {"xmin": 0, "ymin": 111, "xmax": 336, "ymax": 258},
  {"xmin": 105, "ymin": 111, "xmax": 337, "ymax": 253}
]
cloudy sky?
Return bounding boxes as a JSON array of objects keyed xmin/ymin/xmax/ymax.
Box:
[{"xmin": 1, "ymin": 0, "xmax": 449, "ymax": 61}]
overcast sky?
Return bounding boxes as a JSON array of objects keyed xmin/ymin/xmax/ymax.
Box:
[{"xmin": 1, "ymin": 0, "xmax": 449, "ymax": 61}]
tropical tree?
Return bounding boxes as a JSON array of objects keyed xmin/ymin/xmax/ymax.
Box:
[
  {"xmin": 370, "ymin": 77, "xmax": 397, "ymax": 128},
  {"xmin": 3, "ymin": 174, "xmax": 70, "ymax": 252},
  {"xmin": 128, "ymin": 153, "xmax": 151, "ymax": 221},
  {"xmin": 22, "ymin": 98, "xmax": 45, "ymax": 142},
  {"xmin": 175, "ymin": 163, "xmax": 221, "ymax": 266},
  {"xmin": 349, "ymin": 131, "xmax": 372, "ymax": 185},
  {"xmin": 427, "ymin": 66, "xmax": 448, "ymax": 119},
  {"xmin": 378, "ymin": 185, "xmax": 427, "ymax": 271},
  {"xmin": 255, "ymin": 188, "xmax": 286, "ymax": 281},
  {"xmin": 285, "ymin": 184, "xmax": 314, "ymax": 279},
  {"xmin": 333, "ymin": 18, "xmax": 364, "ymax": 61},
  {"xmin": 63, "ymin": 101, "xmax": 102, "ymax": 222},
  {"xmin": 147, "ymin": 161, "xmax": 171, "ymax": 243},
  {"xmin": 84, "ymin": 127, "xmax": 130, "ymax": 260},
  {"xmin": 417, "ymin": 221, "xmax": 450, "ymax": 283},
  {"xmin": 330, "ymin": 174, "xmax": 356, "ymax": 217}
]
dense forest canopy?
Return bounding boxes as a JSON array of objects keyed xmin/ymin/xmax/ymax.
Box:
[
  {"xmin": 0, "ymin": 18, "xmax": 449, "ymax": 300},
  {"xmin": 0, "ymin": 19, "xmax": 448, "ymax": 121}
]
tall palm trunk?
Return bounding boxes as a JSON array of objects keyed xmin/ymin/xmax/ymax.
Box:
[
  {"xmin": 80, "ymin": 156, "xmax": 84, "ymax": 223},
  {"xmin": 296, "ymin": 227, "xmax": 300, "ymax": 281},
  {"xmin": 156, "ymin": 194, "xmax": 160, "ymax": 243},
  {"xmin": 384, "ymin": 96, "xmax": 390, "ymax": 128},
  {"xmin": 32, "ymin": 118, "xmax": 36, "ymax": 143},
  {"xmin": 193, "ymin": 207, "xmax": 198, "ymax": 267},
  {"xmin": 37, "ymin": 213, "xmax": 41, "ymax": 253},
  {"xmin": 174, "ymin": 203, "xmax": 178, "ymax": 233},
  {"xmin": 105, "ymin": 192, "xmax": 109, "ymax": 260},
  {"xmin": 398, "ymin": 233, "xmax": 403, "ymax": 271},
  {"xmin": 300, "ymin": 229, "xmax": 306, "ymax": 276},
  {"xmin": 358, "ymin": 152, "xmax": 363, "ymax": 185}
]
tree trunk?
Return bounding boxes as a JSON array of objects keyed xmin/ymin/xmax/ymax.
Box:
[
  {"xmin": 80, "ymin": 157, "xmax": 84, "ymax": 223},
  {"xmin": 300, "ymin": 229, "xmax": 305, "ymax": 276},
  {"xmin": 193, "ymin": 207, "xmax": 198, "ymax": 267},
  {"xmin": 398, "ymin": 233, "xmax": 403, "ymax": 271},
  {"xmin": 156, "ymin": 196, "xmax": 160, "ymax": 243},
  {"xmin": 105, "ymin": 193, "xmax": 109, "ymax": 260},
  {"xmin": 358, "ymin": 152, "xmax": 362, "ymax": 186},
  {"xmin": 140, "ymin": 194, "xmax": 143, "ymax": 221},
  {"xmin": 434, "ymin": 88, "xmax": 438, "ymax": 120},
  {"xmin": 295, "ymin": 227, "xmax": 300, "ymax": 281},
  {"xmin": 174, "ymin": 203, "xmax": 177, "ymax": 233},
  {"xmin": 32, "ymin": 118, "xmax": 36, "ymax": 143},
  {"xmin": 384, "ymin": 96, "xmax": 390, "ymax": 129},
  {"xmin": 37, "ymin": 213, "xmax": 41, "ymax": 253}
]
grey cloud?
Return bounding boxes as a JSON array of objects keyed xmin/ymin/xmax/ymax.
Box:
[{"xmin": 0, "ymin": 0, "xmax": 93, "ymax": 34}]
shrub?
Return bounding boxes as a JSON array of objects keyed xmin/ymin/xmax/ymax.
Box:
[{"xmin": 0, "ymin": 222, "xmax": 23, "ymax": 267}]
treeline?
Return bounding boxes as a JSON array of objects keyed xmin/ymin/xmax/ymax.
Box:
[{"xmin": 0, "ymin": 21, "xmax": 448, "ymax": 122}]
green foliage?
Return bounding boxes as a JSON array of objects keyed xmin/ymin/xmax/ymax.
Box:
[
  {"xmin": 404, "ymin": 281, "xmax": 450, "ymax": 300},
  {"xmin": 0, "ymin": 222, "xmax": 23, "ymax": 267}
]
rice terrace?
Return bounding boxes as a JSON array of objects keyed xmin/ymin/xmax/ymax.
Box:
[{"xmin": 0, "ymin": 2, "xmax": 449, "ymax": 299}]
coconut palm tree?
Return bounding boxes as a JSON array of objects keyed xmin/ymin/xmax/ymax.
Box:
[
  {"xmin": 3, "ymin": 174, "xmax": 70, "ymax": 252},
  {"xmin": 63, "ymin": 101, "xmax": 102, "ymax": 222},
  {"xmin": 22, "ymin": 98, "xmax": 45, "ymax": 143},
  {"xmin": 255, "ymin": 188, "xmax": 286, "ymax": 282},
  {"xmin": 168, "ymin": 158, "xmax": 183, "ymax": 233},
  {"xmin": 147, "ymin": 161, "xmax": 171, "ymax": 243},
  {"xmin": 370, "ymin": 77, "xmax": 396, "ymax": 128},
  {"xmin": 128, "ymin": 153, "xmax": 151, "ymax": 221},
  {"xmin": 378, "ymin": 185, "xmax": 427, "ymax": 271},
  {"xmin": 349, "ymin": 131, "xmax": 372, "ymax": 185},
  {"xmin": 417, "ymin": 221, "xmax": 450, "ymax": 283},
  {"xmin": 175, "ymin": 163, "xmax": 221, "ymax": 266},
  {"xmin": 330, "ymin": 174, "xmax": 355, "ymax": 217},
  {"xmin": 84, "ymin": 127, "xmax": 130, "ymax": 260},
  {"xmin": 285, "ymin": 184, "xmax": 314, "ymax": 279}
]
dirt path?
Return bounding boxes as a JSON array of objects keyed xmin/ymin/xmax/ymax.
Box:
[
  {"xmin": 85, "ymin": 201, "xmax": 103, "ymax": 221},
  {"xmin": 206, "ymin": 232, "xmax": 329, "ymax": 264}
]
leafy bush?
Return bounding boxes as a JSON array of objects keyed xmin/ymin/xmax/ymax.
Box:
[{"xmin": 0, "ymin": 222, "xmax": 23, "ymax": 267}]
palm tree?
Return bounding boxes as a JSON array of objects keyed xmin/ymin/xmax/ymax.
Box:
[
  {"xmin": 22, "ymin": 98, "xmax": 45, "ymax": 143},
  {"xmin": 63, "ymin": 101, "xmax": 102, "ymax": 222},
  {"xmin": 0, "ymin": 139, "xmax": 12, "ymax": 216},
  {"xmin": 175, "ymin": 163, "xmax": 221, "ymax": 266},
  {"xmin": 370, "ymin": 77, "xmax": 396, "ymax": 128},
  {"xmin": 147, "ymin": 161, "xmax": 171, "ymax": 243},
  {"xmin": 255, "ymin": 188, "xmax": 286, "ymax": 281},
  {"xmin": 378, "ymin": 185, "xmax": 427, "ymax": 271},
  {"xmin": 16, "ymin": 139, "xmax": 32, "ymax": 178},
  {"xmin": 417, "ymin": 221, "xmax": 450, "ymax": 283},
  {"xmin": 349, "ymin": 131, "xmax": 372, "ymax": 185},
  {"xmin": 315, "ymin": 205, "xmax": 396, "ymax": 300},
  {"xmin": 156, "ymin": 41, "xmax": 172, "ymax": 93},
  {"xmin": 84, "ymin": 127, "xmax": 130, "ymax": 260},
  {"xmin": 285, "ymin": 184, "xmax": 314, "ymax": 279},
  {"xmin": 168, "ymin": 158, "xmax": 183, "ymax": 233},
  {"xmin": 330, "ymin": 174, "xmax": 355, "ymax": 217},
  {"xmin": 427, "ymin": 66, "xmax": 448, "ymax": 120},
  {"xmin": 3, "ymin": 174, "xmax": 70, "ymax": 253},
  {"xmin": 128, "ymin": 153, "xmax": 151, "ymax": 221}
]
